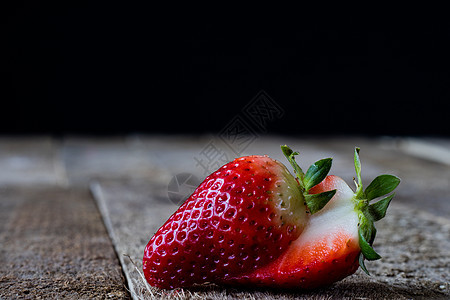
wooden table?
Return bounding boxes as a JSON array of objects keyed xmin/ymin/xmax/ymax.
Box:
[{"xmin": 0, "ymin": 135, "xmax": 449, "ymax": 299}]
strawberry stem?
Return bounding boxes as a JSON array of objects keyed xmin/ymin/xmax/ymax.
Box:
[
  {"xmin": 281, "ymin": 145, "xmax": 305, "ymax": 189},
  {"xmin": 354, "ymin": 147, "xmax": 364, "ymax": 199}
]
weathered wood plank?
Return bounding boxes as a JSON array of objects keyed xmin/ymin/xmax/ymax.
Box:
[
  {"xmin": 91, "ymin": 178, "xmax": 175, "ymax": 300},
  {"xmin": 62, "ymin": 136, "xmax": 163, "ymax": 186},
  {"xmin": 0, "ymin": 187, "xmax": 129, "ymax": 299},
  {"xmin": 397, "ymin": 137, "xmax": 450, "ymax": 166},
  {"xmin": 92, "ymin": 178, "xmax": 449, "ymax": 299},
  {"xmin": 91, "ymin": 136, "xmax": 449, "ymax": 299},
  {"xmin": 0, "ymin": 136, "xmax": 67, "ymax": 187}
]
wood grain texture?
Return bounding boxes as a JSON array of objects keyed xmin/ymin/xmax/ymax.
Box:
[
  {"xmin": 0, "ymin": 137, "xmax": 67, "ymax": 187},
  {"xmin": 91, "ymin": 136, "xmax": 449, "ymax": 299},
  {"xmin": 1, "ymin": 135, "xmax": 448, "ymax": 299},
  {"xmin": 0, "ymin": 187, "xmax": 129, "ymax": 299},
  {"xmin": 62, "ymin": 136, "xmax": 162, "ymax": 186},
  {"xmin": 92, "ymin": 179, "xmax": 449, "ymax": 299}
]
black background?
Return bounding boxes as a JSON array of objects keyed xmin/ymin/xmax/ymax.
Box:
[{"xmin": 2, "ymin": 3, "xmax": 449, "ymax": 137}]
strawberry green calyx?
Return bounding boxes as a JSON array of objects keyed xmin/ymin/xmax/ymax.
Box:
[
  {"xmin": 281, "ymin": 146, "xmax": 305, "ymax": 188},
  {"xmin": 352, "ymin": 147, "xmax": 401, "ymax": 275},
  {"xmin": 281, "ymin": 145, "xmax": 336, "ymax": 214}
]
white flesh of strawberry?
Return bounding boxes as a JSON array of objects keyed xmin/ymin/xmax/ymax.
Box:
[
  {"xmin": 275, "ymin": 164, "xmax": 309, "ymax": 229},
  {"xmin": 278, "ymin": 175, "xmax": 359, "ymax": 269}
]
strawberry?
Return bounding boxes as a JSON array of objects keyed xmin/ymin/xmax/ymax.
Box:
[
  {"xmin": 143, "ymin": 146, "xmax": 400, "ymax": 290},
  {"xmin": 143, "ymin": 150, "xmax": 335, "ymax": 289},
  {"xmin": 223, "ymin": 147, "xmax": 400, "ymax": 289}
]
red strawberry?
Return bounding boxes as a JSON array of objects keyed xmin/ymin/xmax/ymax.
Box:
[
  {"xmin": 223, "ymin": 147, "xmax": 400, "ymax": 289},
  {"xmin": 143, "ymin": 146, "xmax": 400, "ymax": 290},
  {"xmin": 143, "ymin": 151, "xmax": 335, "ymax": 289}
]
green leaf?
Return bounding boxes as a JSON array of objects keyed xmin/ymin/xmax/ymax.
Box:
[
  {"xmin": 369, "ymin": 226, "xmax": 377, "ymax": 245},
  {"xmin": 358, "ymin": 227, "xmax": 381, "ymax": 261},
  {"xmin": 365, "ymin": 175, "xmax": 400, "ymax": 201},
  {"xmin": 359, "ymin": 215, "xmax": 375, "ymax": 245},
  {"xmin": 303, "ymin": 158, "xmax": 333, "ymax": 191},
  {"xmin": 354, "ymin": 147, "xmax": 364, "ymax": 199},
  {"xmin": 281, "ymin": 145, "xmax": 305, "ymax": 188},
  {"xmin": 304, "ymin": 190, "xmax": 336, "ymax": 214},
  {"xmin": 368, "ymin": 194, "xmax": 395, "ymax": 221},
  {"xmin": 359, "ymin": 253, "xmax": 370, "ymax": 275}
]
